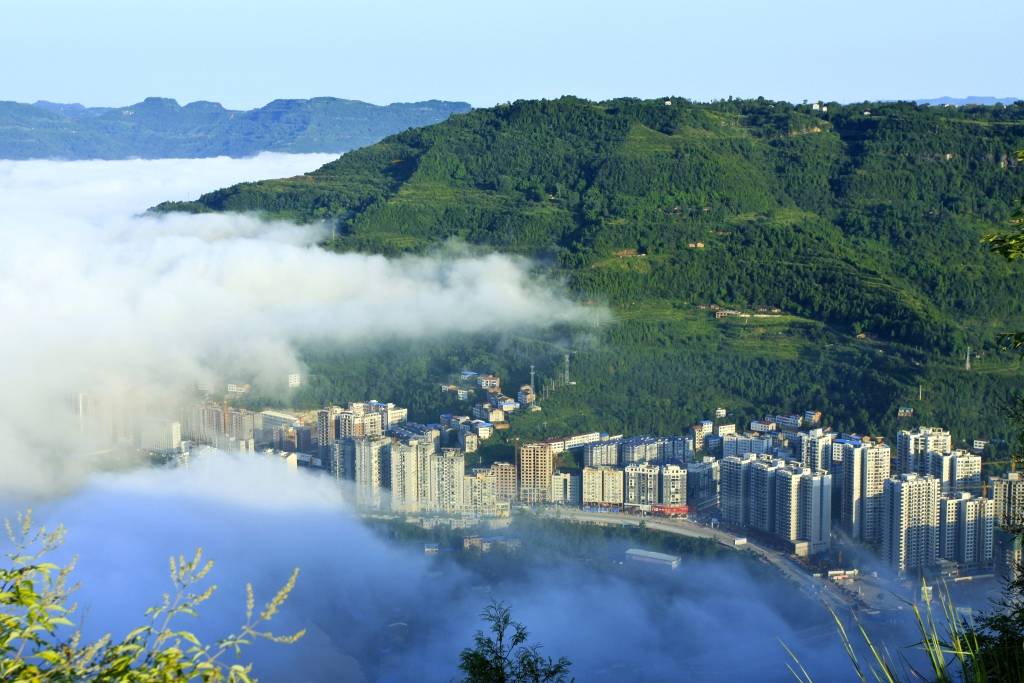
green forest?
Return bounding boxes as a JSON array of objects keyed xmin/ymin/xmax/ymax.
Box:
[{"xmin": 163, "ymin": 97, "xmax": 1024, "ymax": 446}]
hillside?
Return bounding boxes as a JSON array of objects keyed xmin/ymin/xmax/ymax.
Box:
[
  {"xmin": 0, "ymin": 97, "xmax": 471, "ymax": 159},
  {"xmin": 158, "ymin": 96, "xmax": 1024, "ymax": 441}
]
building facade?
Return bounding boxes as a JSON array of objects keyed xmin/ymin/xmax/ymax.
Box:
[
  {"xmin": 518, "ymin": 442, "xmax": 556, "ymax": 504},
  {"xmin": 880, "ymin": 474, "xmax": 940, "ymax": 572},
  {"xmin": 841, "ymin": 443, "xmax": 891, "ymax": 543},
  {"xmin": 896, "ymin": 427, "xmax": 952, "ymax": 475}
]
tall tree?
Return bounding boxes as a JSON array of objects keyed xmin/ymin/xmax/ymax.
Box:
[{"xmin": 458, "ymin": 602, "xmax": 572, "ymax": 683}]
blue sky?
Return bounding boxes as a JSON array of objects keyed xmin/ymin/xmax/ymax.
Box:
[{"xmin": 1, "ymin": 0, "xmax": 1020, "ymax": 108}]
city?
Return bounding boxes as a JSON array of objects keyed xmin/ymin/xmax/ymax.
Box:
[
  {"xmin": 94, "ymin": 367, "xmax": 1021, "ymax": 617},
  {"xmin": 3, "ymin": 2, "xmax": 1023, "ymax": 679}
]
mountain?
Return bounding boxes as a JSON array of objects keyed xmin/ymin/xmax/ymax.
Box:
[
  {"xmin": 0, "ymin": 97, "xmax": 472, "ymax": 159},
  {"xmin": 157, "ymin": 96, "xmax": 1024, "ymax": 442},
  {"xmin": 917, "ymin": 96, "xmax": 1022, "ymax": 106}
]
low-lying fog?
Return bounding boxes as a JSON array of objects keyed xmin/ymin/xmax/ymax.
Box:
[
  {"xmin": 0, "ymin": 154, "xmax": 598, "ymax": 496},
  {"xmin": 18, "ymin": 454, "xmax": 861, "ymax": 682}
]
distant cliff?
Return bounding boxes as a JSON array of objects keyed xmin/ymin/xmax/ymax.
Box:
[{"xmin": 0, "ymin": 97, "xmax": 472, "ymax": 159}]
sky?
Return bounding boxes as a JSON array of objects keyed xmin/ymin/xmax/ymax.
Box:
[{"xmin": 1, "ymin": 0, "xmax": 1021, "ymax": 109}]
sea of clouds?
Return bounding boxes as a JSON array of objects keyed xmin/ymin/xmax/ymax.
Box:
[
  {"xmin": 21, "ymin": 453, "xmax": 863, "ymax": 682},
  {"xmin": 0, "ymin": 154, "xmax": 599, "ymax": 496}
]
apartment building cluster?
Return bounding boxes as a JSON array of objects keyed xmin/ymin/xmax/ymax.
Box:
[
  {"xmin": 720, "ymin": 454, "xmax": 831, "ymax": 556},
  {"xmin": 182, "ymin": 401, "xmax": 309, "ymax": 453},
  {"xmin": 875, "ymin": 429, "xmax": 991, "ymax": 573},
  {"xmin": 171, "ymin": 389, "xmax": 1011, "ymax": 578},
  {"xmin": 315, "ymin": 402, "xmax": 514, "ymax": 518},
  {"xmin": 712, "ymin": 419, "xmax": 995, "ymax": 572}
]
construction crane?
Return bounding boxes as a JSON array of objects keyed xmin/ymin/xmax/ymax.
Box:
[{"xmin": 975, "ymin": 459, "xmax": 1019, "ymax": 497}]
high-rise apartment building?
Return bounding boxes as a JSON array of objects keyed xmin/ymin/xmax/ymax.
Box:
[
  {"xmin": 798, "ymin": 469, "xmax": 832, "ymax": 554},
  {"xmin": 991, "ymin": 472, "xmax": 1024, "ymax": 529},
  {"xmin": 619, "ymin": 437, "xmax": 666, "ymax": 464},
  {"xmin": 388, "ymin": 438, "xmax": 419, "ymax": 512},
  {"xmin": 841, "ymin": 443, "xmax": 891, "ymax": 543},
  {"xmin": 138, "ymin": 417, "xmax": 182, "ymax": 451},
  {"xmin": 518, "ymin": 442, "xmax": 556, "ymax": 504},
  {"xmin": 994, "ymin": 528, "xmax": 1023, "ymax": 583},
  {"xmin": 686, "ymin": 457, "xmax": 720, "ymax": 507},
  {"xmin": 660, "ymin": 464, "xmax": 687, "ymax": 506},
  {"xmin": 338, "ymin": 409, "xmax": 383, "ymax": 440},
  {"xmin": 463, "ymin": 467, "xmax": 511, "ymax": 517},
  {"xmin": 316, "ymin": 406, "xmax": 342, "ymax": 447},
  {"xmin": 582, "ymin": 467, "xmax": 624, "ymax": 506},
  {"xmin": 775, "ymin": 467, "xmax": 802, "ymax": 542},
  {"xmin": 624, "ymin": 463, "xmax": 660, "ymax": 507},
  {"xmin": 584, "ymin": 439, "xmax": 621, "ymax": 468},
  {"xmin": 551, "ymin": 471, "xmax": 582, "ymax": 505},
  {"xmin": 354, "ymin": 436, "xmax": 390, "ymax": 510},
  {"xmin": 428, "ymin": 449, "xmax": 466, "ymax": 513},
  {"xmin": 722, "ymin": 433, "xmax": 772, "ymax": 459},
  {"xmin": 775, "ymin": 464, "xmax": 832, "ymax": 554},
  {"xmin": 926, "ymin": 450, "xmax": 981, "ymax": 496},
  {"xmin": 880, "ymin": 474, "xmax": 940, "ymax": 572},
  {"xmin": 796, "ymin": 428, "xmax": 834, "ymax": 472},
  {"xmin": 691, "ymin": 420, "xmax": 714, "ymax": 452},
  {"xmin": 721, "ymin": 454, "xmax": 757, "ymax": 526},
  {"xmin": 939, "ymin": 493, "xmax": 995, "ymax": 566},
  {"xmin": 365, "ymin": 401, "xmax": 408, "ymax": 429},
  {"xmin": 490, "ymin": 462, "xmax": 518, "ymax": 502},
  {"xmin": 331, "ymin": 438, "xmax": 355, "ymax": 481},
  {"xmin": 896, "ymin": 427, "xmax": 952, "ymax": 475},
  {"xmin": 748, "ymin": 456, "xmax": 785, "ymax": 533}
]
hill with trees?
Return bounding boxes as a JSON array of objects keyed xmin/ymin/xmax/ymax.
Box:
[
  {"xmin": 159, "ymin": 96, "xmax": 1024, "ymax": 442},
  {"xmin": 0, "ymin": 97, "xmax": 471, "ymax": 159}
]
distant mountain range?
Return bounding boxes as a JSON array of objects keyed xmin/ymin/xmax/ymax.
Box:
[
  {"xmin": 0, "ymin": 97, "xmax": 472, "ymax": 159},
  {"xmin": 916, "ymin": 96, "xmax": 1021, "ymax": 106}
]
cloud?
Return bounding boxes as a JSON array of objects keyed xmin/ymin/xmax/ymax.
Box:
[
  {"xmin": 0, "ymin": 154, "xmax": 602, "ymax": 496},
  {"xmin": 11, "ymin": 453, "xmax": 866, "ymax": 682}
]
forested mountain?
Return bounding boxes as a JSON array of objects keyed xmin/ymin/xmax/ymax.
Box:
[
  {"xmin": 159, "ymin": 97, "xmax": 1024, "ymax": 443},
  {"xmin": 0, "ymin": 97, "xmax": 471, "ymax": 159}
]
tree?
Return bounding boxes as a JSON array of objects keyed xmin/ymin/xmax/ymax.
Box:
[
  {"xmin": 972, "ymin": 572, "xmax": 1024, "ymax": 678},
  {"xmin": 458, "ymin": 602, "xmax": 572, "ymax": 683},
  {"xmin": 984, "ymin": 150, "xmax": 1024, "ymax": 350},
  {"xmin": 969, "ymin": 162, "xmax": 1024, "ymax": 676},
  {"xmin": 1, "ymin": 510, "xmax": 303, "ymax": 682}
]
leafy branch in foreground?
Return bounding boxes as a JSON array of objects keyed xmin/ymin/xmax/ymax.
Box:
[
  {"xmin": 459, "ymin": 601, "xmax": 572, "ymax": 683},
  {"xmin": 0, "ymin": 509, "xmax": 304, "ymax": 682}
]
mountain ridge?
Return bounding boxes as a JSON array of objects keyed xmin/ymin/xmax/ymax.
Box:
[
  {"xmin": 157, "ymin": 95, "xmax": 1024, "ymax": 351},
  {"xmin": 0, "ymin": 97, "xmax": 472, "ymax": 159},
  {"xmin": 916, "ymin": 96, "xmax": 1022, "ymax": 106},
  {"xmin": 154, "ymin": 95, "xmax": 1024, "ymax": 440}
]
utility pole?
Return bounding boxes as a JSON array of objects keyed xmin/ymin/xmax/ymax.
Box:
[
  {"xmin": 530, "ymin": 364, "xmax": 536, "ymax": 389},
  {"xmin": 965, "ymin": 346, "xmax": 971, "ymax": 371},
  {"xmin": 564, "ymin": 353, "xmax": 570, "ymax": 386},
  {"xmin": 918, "ymin": 384, "xmax": 923, "ymax": 401}
]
